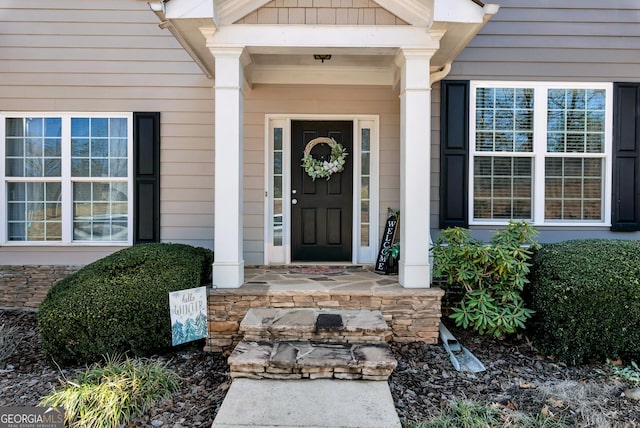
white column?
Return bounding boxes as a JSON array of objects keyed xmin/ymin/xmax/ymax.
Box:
[
  {"xmin": 397, "ymin": 48, "xmax": 434, "ymax": 288},
  {"xmin": 211, "ymin": 47, "xmax": 245, "ymax": 288}
]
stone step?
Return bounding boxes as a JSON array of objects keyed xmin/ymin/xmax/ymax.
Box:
[
  {"xmin": 240, "ymin": 308, "xmax": 391, "ymax": 343},
  {"xmin": 228, "ymin": 340, "xmax": 397, "ymax": 381}
]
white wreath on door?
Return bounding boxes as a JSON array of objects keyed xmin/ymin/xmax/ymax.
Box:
[{"xmin": 301, "ymin": 137, "xmax": 348, "ymax": 181}]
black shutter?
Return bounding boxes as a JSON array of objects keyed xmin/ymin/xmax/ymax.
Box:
[
  {"xmin": 440, "ymin": 80, "xmax": 470, "ymax": 229},
  {"xmin": 612, "ymin": 83, "xmax": 640, "ymax": 231},
  {"xmin": 133, "ymin": 112, "xmax": 160, "ymax": 243}
]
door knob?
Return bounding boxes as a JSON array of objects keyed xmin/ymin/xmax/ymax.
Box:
[{"xmin": 292, "ymin": 199, "xmax": 298, "ymax": 205}]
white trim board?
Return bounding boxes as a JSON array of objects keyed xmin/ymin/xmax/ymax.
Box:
[{"xmin": 205, "ymin": 25, "xmax": 442, "ymax": 50}]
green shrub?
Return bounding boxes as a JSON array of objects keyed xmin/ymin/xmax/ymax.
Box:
[
  {"xmin": 38, "ymin": 243, "xmax": 213, "ymax": 364},
  {"xmin": 529, "ymin": 239, "xmax": 640, "ymax": 365},
  {"xmin": 432, "ymin": 221, "xmax": 538, "ymax": 338},
  {"xmin": 40, "ymin": 355, "xmax": 180, "ymax": 428}
]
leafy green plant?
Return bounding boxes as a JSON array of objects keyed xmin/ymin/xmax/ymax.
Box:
[
  {"xmin": 40, "ymin": 355, "xmax": 180, "ymax": 428},
  {"xmin": 407, "ymin": 399, "xmax": 567, "ymax": 428},
  {"xmin": 432, "ymin": 221, "xmax": 538, "ymax": 338},
  {"xmin": 38, "ymin": 243, "xmax": 213, "ymax": 364},
  {"xmin": 381, "ymin": 242, "xmax": 400, "ymax": 274},
  {"xmin": 382, "ymin": 241, "xmax": 400, "ymax": 260},
  {"xmin": 607, "ymin": 360, "xmax": 640, "ymax": 386},
  {"xmin": 528, "ymin": 239, "xmax": 640, "ymax": 364}
]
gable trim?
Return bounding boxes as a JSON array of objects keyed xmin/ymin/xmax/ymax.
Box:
[
  {"xmin": 374, "ymin": 0, "xmax": 432, "ymax": 26},
  {"xmin": 218, "ymin": 0, "xmax": 272, "ymax": 25}
]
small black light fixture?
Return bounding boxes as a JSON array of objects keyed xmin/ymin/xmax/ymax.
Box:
[{"xmin": 313, "ymin": 54, "xmax": 332, "ymax": 63}]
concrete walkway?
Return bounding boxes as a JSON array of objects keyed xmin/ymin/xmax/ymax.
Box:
[{"xmin": 212, "ymin": 378, "xmax": 401, "ymax": 428}]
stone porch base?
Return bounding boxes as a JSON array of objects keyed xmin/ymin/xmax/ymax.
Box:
[
  {"xmin": 206, "ymin": 267, "xmax": 444, "ymax": 352},
  {"xmin": 0, "ymin": 265, "xmax": 80, "ymax": 309}
]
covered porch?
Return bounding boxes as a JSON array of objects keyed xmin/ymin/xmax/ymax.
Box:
[{"xmin": 147, "ymin": 0, "xmax": 498, "ymax": 290}]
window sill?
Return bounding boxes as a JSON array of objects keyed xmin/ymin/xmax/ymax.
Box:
[
  {"xmin": 1, "ymin": 241, "xmax": 131, "ymax": 247},
  {"xmin": 469, "ymin": 221, "xmax": 611, "ymax": 228}
]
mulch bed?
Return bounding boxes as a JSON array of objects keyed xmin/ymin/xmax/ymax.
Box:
[{"xmin": 1, "ymin": 309, "xmax": 639, "ymax": 427}]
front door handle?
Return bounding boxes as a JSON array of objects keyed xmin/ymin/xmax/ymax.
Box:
[{"xmin": 292, "ymin": 199, "xmax": 298, "ymax": 205}]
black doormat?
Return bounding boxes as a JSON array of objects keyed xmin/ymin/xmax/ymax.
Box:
[{"xmin": 316, "ymin": 313, "xmax": 344, "ymax": 331}]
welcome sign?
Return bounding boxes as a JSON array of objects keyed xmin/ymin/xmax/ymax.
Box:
[
  {"xmin": 375, "ymin": 210, "xmax": 399, "ymax": 274},
  {"xmin": 169, "ymin": 286, "xmax": 208, "ymax": 346}
]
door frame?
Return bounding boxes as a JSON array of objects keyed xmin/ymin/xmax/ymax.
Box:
[{"xmin": 264, "ymin": 114, "xmax": 379, "ymax": 265}]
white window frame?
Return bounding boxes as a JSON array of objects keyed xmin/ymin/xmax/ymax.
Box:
[
  {"xmin": 264, "ymin": 114, "xmax": 380, "ymax": 265},
  {"xmin": 469, "ymin": 81, "xmax": 613, "ymax": 227},
  {"xmin": 0, "ymin": 112, "xmax": 134, "ymax": 246}
]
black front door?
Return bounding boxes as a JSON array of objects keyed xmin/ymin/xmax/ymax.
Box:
[{"xmin": 291, "ymin": 121, "xmax": 353, "ymax": 261}]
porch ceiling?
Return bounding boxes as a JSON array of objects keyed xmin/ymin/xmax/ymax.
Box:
[{"xmin": 145, "ymin": 0, "xmax": 499, "ymax": 86}]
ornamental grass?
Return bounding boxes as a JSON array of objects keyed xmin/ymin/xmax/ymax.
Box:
[{"xmin": 40, "ymin": 355, "xmax": 180, "ymax": 428}]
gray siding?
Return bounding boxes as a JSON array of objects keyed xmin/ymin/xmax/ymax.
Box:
[
  {"xmin": 449, "ymin": 0, "xmax": 640, "ymax": 81},
  {"xmin": 433, "ymin": 0, "xmax": 640, "ymax": 242},
  {"xmin": 0, "ymin": 0, "xmax": 215, "ymax": 264}
]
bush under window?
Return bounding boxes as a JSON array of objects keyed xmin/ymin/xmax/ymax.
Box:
[
  {"xmin": 528, "ymin": 239, "xmax": 640, "ymax": 365},
  {"xmin": 38, "ymin": 243, "xmax": 213, "ymax": 364}
]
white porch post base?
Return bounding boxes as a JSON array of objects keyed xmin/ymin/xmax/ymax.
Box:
[
  {"xmin": 398, "ymin": 261, "xmax": 431, "ymax": 288},
  {"xmin": 212, "ymin": 261, "xmax": 245, "ymax": 289}
]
